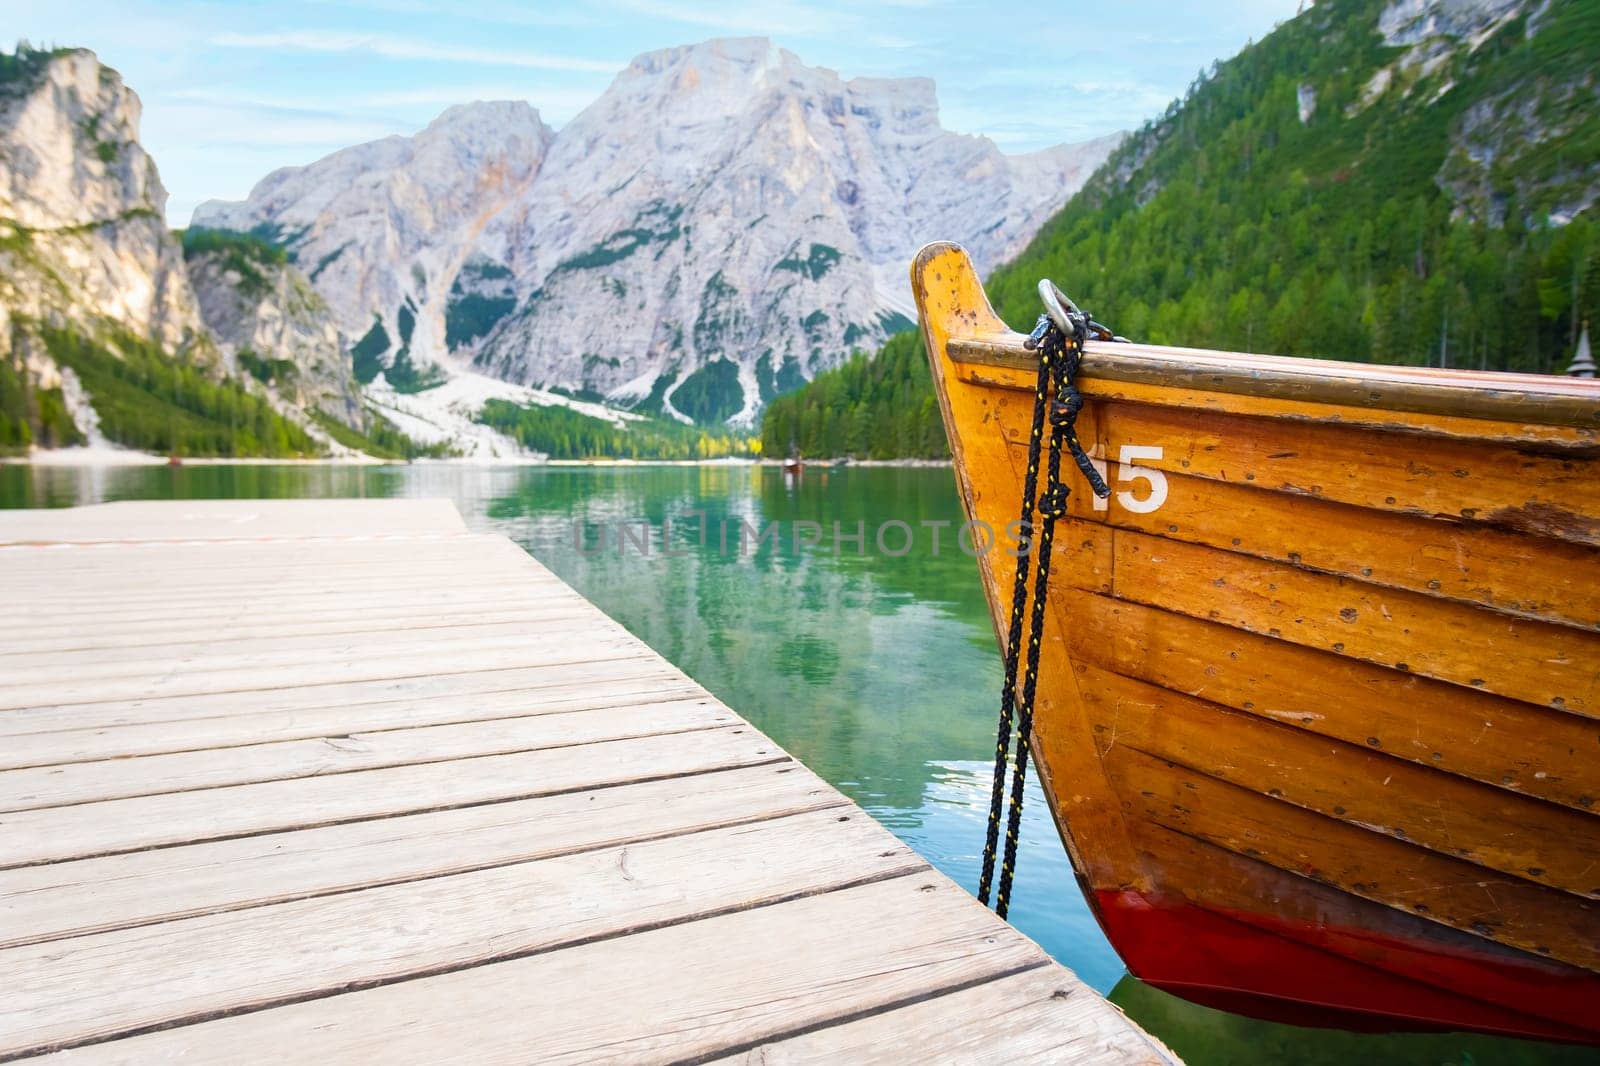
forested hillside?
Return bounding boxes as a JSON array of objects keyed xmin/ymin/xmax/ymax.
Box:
[
  {"xmin": 759, "ymin": 331, "xmax": 947, "ymax": 459},
  {"xmin": 770, "ymin": 0, "xmax": 1598, "ymax": 458},
  {"xmin": 478, "ymin": 400, "xmax": 754, "ymax": 460},
  {"xmin": 0, "ymin": 45, "xmax": 333, "ymax": 459}
]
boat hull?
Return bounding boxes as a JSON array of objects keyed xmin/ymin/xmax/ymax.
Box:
[{"xmin": 912, "ymin": 242, "xmax": 1600, "ymax": 1044}]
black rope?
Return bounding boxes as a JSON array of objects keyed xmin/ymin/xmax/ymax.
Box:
[
  {"xmin": 975, "ymin": 332, "xmax": 1053, "ymax": 909},
  {"xmin": 978, "ymin": 296, "xmax": 1111, "ymax": 920}
]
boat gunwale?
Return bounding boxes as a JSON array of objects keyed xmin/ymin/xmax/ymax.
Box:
[{"xmin": 946, "ymin": 332, "xmax": 1600, "ymax": 432}]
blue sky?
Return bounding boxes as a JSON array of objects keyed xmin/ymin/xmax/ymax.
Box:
[{"xmin": 5, "ymin": 1, "xmax": 1303, "ymax": 224}]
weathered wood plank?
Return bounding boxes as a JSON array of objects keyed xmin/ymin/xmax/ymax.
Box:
[
  {"xmin": 0, "ymin": 697, "xmax": 732, "ymax": 811},
  {"xmin": 0, "ymin": 763, "xmax": 843, "ymax": 949},
  {"xmin": 0, "ymin": 726, "xmax": 781, "ymax": 867},
  {"xmin": 5, "ymin": 570, "xmax": 566, "ymax": 615},
  {"xmin": 1087, "ymin": 399, "xmax": 1600, "ymax": 546},
  {"xmin": 0, "ymin": 530, "xmax": 530, "ymax": 566},
  {"xmin": 0, "ymin": 811, "xmax": 929, "ymax": 1058},
  {"xmin": 1108, "ymin": 528, "xmax": 1600, "ymax": 717},
  {"xmin": 7, "ymin": 595, "xmax": 577, "ymax": 635},
  {"xmin": 1063, "ymin": 592, "xmax": 1600, "ymax": 812},
  {"xmin": 0, "ymin": 672, "xmax": 699, "ymax": 768},
  {"xmin": 1124, "ymin": 822, "xmax": 1597, "ymax": 1035},
  {"xmin": 0, "ymin": 498, "xmax": 469, "ymax": 542},
  {"xmin": 1, "ymin": 613, "xmax": 610, "ymax": 674},
  {"xmin": 34, "ymin": 876, "xmax": 1052, "ymax": 1066},
  {"xmin": 1071, "ymin": 660, "xmax": 1600, "ymax": 898},
  {"xmin": 0, "ymin": 656, "xmax": 668, "ymax": 734},
  {"xmin": 1048, "ymin": 454, "xmax": 1600, "ymax": 631},
  {"xmin": 710, "ymin": 966, "xmax": 1172, "ymax": 1065},
  {"xmin": 0, "ymin": 603, "xmax": 577, "ymax": 656},
  {"xmin": 3, "ymin": 587, "xmax": 574, "ymax": 635},
  {"xmin": 959, "ymin": 356, "xmax": 1600, "ymax": 450},
  {"xmin": 0, "ymin": 536, "xmax": 528, "ymax": 578},
  {"xmin": 1108, "ymin": 748, "xmax": 1600, "ymax": 970},
  {"xmin": 947, "ymin": 333, "xmax": 1600, "ymax": 437},
  {"xmin": 0, "ymin": 632, "xmax": 650, "ymax": 710}
]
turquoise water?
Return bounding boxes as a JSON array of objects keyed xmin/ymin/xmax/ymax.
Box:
[{"xmin": 2, "ymin": 462, "xmax": 1588, "ymax": 1065}]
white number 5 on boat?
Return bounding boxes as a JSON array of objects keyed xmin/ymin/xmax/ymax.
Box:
[{"xmin": 1090, "ymin": 445, "xmax": 1168, "ymax": 514}]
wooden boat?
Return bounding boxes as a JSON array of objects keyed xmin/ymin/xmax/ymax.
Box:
[{"xmin": 911, "ymin": 241, "xmax": 1600, "ymax": 1044}]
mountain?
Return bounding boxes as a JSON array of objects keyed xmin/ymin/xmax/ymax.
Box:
[
  {"xmin": 0, "ymin": 46, "xmax": 327, "ymax": 457},
  {"xmin": 192, "ymin": 102, "xmax": 554, "ymax": 391},
  {"xmin": 766, "ymin": 0, "xmax": 1599, "ymax": 458},
  {"xmin": 0, "ymin": 48, "xmax": 205, "ymax": 363},
  {"xmin": 985, "ymin": 0, "xmax": 1598, "ymax": 367},
  {"xmin": 195, "ymin": 38, "xmax": 1121, "ymax": 426},
  {"xmin": 182, "ymin": 228, "xmax": 364, "ymax": 427}
]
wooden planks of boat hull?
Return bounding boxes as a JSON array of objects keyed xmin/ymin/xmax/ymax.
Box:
[{"xmin": 912, "ymin": 240, "xmax": 1600, "ymax": 1045}]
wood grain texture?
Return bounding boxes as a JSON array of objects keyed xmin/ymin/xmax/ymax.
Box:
[
  {"xmin": 0, "ymin": 631, "xmax": 651, "ymax": 710},
  {"xmin": 0, "ymin": 603, "xmax": 576, "ymax": 656},
  {"xmin": 1063, "ymin": 592, "xmax": 1600, "ymax": 812},
  {"xmin": 0, "ymin": 498, "xmax": 469, "ymax": 542},
  {"xmin": 0, "ymin": 697, "xmax": 734, "ymax": 811},
  {"xmin": 0, "ymin": 726, "xmax": 776, "ymax": 867},
  {"xmin": 915, "ymin": 240, "xmax": 1600, "ymax": 1038},
  {"xmin": 709, "ymin": 967, "xmax": 1175, "ymax": 1065},
  {"xmin": 0, "ymin": 764, "xmax": 843, "ymax": 949},
  {"xmin": 0, "ymin": 670, "xmax": 700, "ymax": 768},
  {"xmin": 0, "ymin": 657, "xmax": 673, "ymax": 736},
  {"xmin": 946, "ymin": 334, "xmax": 1600, "ymax": 437},
  {"xmin": 1109, "ymin": 748, "xmax": 1600, "ymax": 970},
  {"xmin": 1073, "ymin": 660, "xmax": 1600, "ymax": 898},
  {"xmin": 1043, "ymin": 447, "xmax": 1600, "ymax": 630},
  {"xmin": 1109, "ymin": 528, "xmax": 1599, "ymax": 717},
  {"xmin": 1, "ymin": 499, "xmax": 1165, "ymax": 1062},
  {"xmin": 34, "ymin": 877, "xmax": 1057, "ymax": 1066},
  {"xmin": 0, "ymin": 811, "xmax": 928, "ymax": 1058}
]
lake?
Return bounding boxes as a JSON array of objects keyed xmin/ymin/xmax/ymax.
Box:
[{"xmin": 2, "ymin": 461, "xmax": 1588, "ymax": 1066}]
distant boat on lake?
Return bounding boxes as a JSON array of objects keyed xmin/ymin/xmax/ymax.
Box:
[{"xmin": 914, "ymin": 241, "xmax": 1600, "ymax": 1045}]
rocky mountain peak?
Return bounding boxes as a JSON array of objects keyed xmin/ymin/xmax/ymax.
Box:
[
  {"xmin": 605, "ymin": 38, "xmax": 942, "ymax": 140},
  {"xmin": 193, "ymin": 95, "xmax": 555, "ymax": 377},
  {"xmin": 0, "ymin": 48, "xmax": 162, "ymax": 229},
  {"xmin": 0, "ymin": 46, "xmax": 204, "ymax": 360},
  {"xmin": 194, "ymin": 39, "xmax": 1122, "ymax": 426}
]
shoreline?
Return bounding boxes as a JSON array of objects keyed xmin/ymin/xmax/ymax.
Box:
[{"xmin": 3, "ymin": 448, "xmax": 951, "ymax": 470}]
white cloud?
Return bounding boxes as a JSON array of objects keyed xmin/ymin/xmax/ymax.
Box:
[
  {"xmin": 335, "ymin": 0, "xmax": 604, "ymax": 27},
  {"xmin": 606, "ymin": 0, "xmax": 842, "ymax": 36},
  {"xmin": 156, "ymin": 83, "xmax": 601, "ymax": 128},
  {"xmin": 211, "ymin": 30, "xmax": 622, "ymax": 73},
  {"xmin": 153, "ymin": 102, "xmax": 405, "ymax": 148}
]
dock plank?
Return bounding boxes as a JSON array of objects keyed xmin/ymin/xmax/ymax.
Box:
[
  {"xmin": 1, "ymin": 727, "xmax": 780, "ymax": 867},
  {"xmin": 710, "ymin": 967, "xmax": 1170, "ymax": 1065},
  {"xmin": 0, "ymin": 764, "xmax": 843, "ymax": 949},
  {"xmin": 0, "ymin": 500, "xmax": 1171, "ymax": 1064},
  {"xmin": 34, "ymin": 877, "xmax": 1050, "ymax": 1065},
  {"xmin": 0, "ymin": 498, "xmax": 467, "ymax": 542},
  {"xmin": 0, "ymin": 672, "xmax": 701, "ymax": 768},
  {"xmin": 0, "ymin": 658, "xmax": 675, "ymax": 736},
  {"xmin": 0, "ymin": 697, "xmax": 733, "ymax": 811},
  {"xmin": 0, "ymin": 633, "xmax": 650, "ymax": 709},
  {"xmin": 0, "ymin": 812, "xmax": 927, "ymax": 1058}
]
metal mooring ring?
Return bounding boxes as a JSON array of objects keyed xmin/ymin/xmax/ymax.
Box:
[{"xmin": 1037, "ymin": 279, "xmax": 1082, "ymax": 337}]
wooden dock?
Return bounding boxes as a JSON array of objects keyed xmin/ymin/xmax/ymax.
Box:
[{"xmin": 0, "ymin": 499, "xmax": 1173, "ymax": 1064}]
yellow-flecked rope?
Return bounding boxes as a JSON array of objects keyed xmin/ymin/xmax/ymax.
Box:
[{"xmin": 980, "ymin": 307, "xmax": 1108, "ymax": 920}]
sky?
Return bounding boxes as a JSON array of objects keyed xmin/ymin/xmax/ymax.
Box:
[{"xmin": 4, "ymin": 0, "xmax": 1304, "ymax": 224}]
